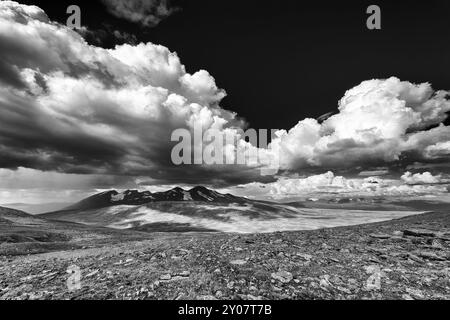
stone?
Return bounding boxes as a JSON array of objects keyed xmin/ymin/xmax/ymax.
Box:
[
  {"xmin": 406, "ymin": 288, "xmax": 425, "ymax": 299},
  {"xmin": 336, "ymin": 286, "xmax": 352, "ymax": 294},
  {"xmin": 403, "ymin": 229, "xmax": 438, "ymax": 238},
  {"xmin": 370, "ymin": 233, "xmax": 391, "ymax": 239},
  {"xmin": 431, "ymin": 239, "xmax": 445, "ymax": 250},
  {"xmin": 176, "ymin": 271, "xmax": 190, "ymax": 277},
  {"xmin": 271, "ymin": 271, "xmax": 293, "ymax": 284},
  {"xmin": 159, "ymin": 274, "xmax": 171, "ymax": 281},
  {"xmin": 407, "ymin": 254, "xmax": 424, "ymax": 263},
  {"xmin": 197, "ymin": 295, "xmax": 218, "ymax": 300},
  {"xmin": 230, "ymin": 259, "xmax": 247, "ymax": 265},
  {"xmin": 246, "ymin": 294, "xmax": 263, "ymax": 300},
  {"xmin": 319, "ymin": 276, "xmax": 332, "ymax": 289},
  {"xmin": 417, "ymin": 251, "xmax": 446, "ymax": 261},
  {"xmin": 297, "ymin": 253, "xmax": 313, "ymax": 261}
]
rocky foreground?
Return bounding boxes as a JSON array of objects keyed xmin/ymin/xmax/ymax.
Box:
[{"xmin": 0, "ymin": 211, "xmax": 449, "ymax": 300}]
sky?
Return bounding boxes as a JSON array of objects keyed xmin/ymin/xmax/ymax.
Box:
[{"xmin": 0, "ymin": 0, "xmax": 450, "ymax": 204}]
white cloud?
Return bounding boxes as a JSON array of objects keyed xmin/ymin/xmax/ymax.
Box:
[
  {"xmin": 230, "ymin": 171, "xmax": 449, "ymax": 200},
  {"xmin": 400, "ymin": 171, "xmax": 442, "ymax": 185},
  {"xmin": 1, "ymin": 2, "xmax": 450, "ymax": 193},
  {"xmin": 101, "ymin": 0, "xmax": 178, "ymax": 27},
  {"xmin": 0, "ymin": 1, "xmax": 256, "ymax": 183},
  {"xmin": 424, "ymin": 141, "xmax": 450, "ymax": 159},
  {"xmin": 269, "ymin": 77, "xmax": 450, "ymax": 171}
]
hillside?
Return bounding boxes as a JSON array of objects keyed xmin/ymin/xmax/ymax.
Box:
[
  {"xmin": 0, "ymin": 206, "xmax": 153, "ymax": 256},
  {"xmin": 0, "ymin": 211, "xmax": 448, "ymax": 300}
]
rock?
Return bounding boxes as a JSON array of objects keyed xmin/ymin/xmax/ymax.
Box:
[
  {"xmin": 297, "ymin": 253, "xmax": 313, "ymax": 261},
  {"xmin": 403, "ymin": 229, "xmax": 438, "ymax": 238},
  {"xmin": 438, "ymin": 232, "xmax": 450, "ymax": 241},
  {"xmin": 407, "ymin": 254, "xmax": 424, "ymax": 263},
  {"xmin": 319, "ymin": 276, "xmax": 333, "ymax": 289},
  {"xmin": 85, "ymin": 270, "xmax": 99, "ymax": 278},
  {"xmin": 197, "ymin": 295, "xmax": 218, "ymax": 300},
  {"xmin": 431, "ymin": 239, "xmax": 445, "ymax": 250},
  {"xmin": 271, "ymin": 271, "xmax": 293, "ymax": 284},
  {"xmin": 417, "ymin": 251, "xmax": 446, "ymax": 261},
  {"xmin": 160, "ymin": 274, "xmax": 171, "ymax": 281},
  {"xmin": 246, "ymin": 294, "xmax": 264, "ymax": 300},
  {"xmin": 271, "ymin": 286, "xmax": 282, "ymax": 292},
  {"xmin": 391, "ymin": 236, "xmax": 409, "ymax": 243},
  {"xmin": 348, "ymin": 279, "xmax": 358, "ymax": 286},
  {"xmin": 230, "ymin": 259, "xmax": 247, "ymax": 265},
  {"xmin": 370, "ymin": 233, "xmax": 391, "ymax": 239},
  {"xmin": 365, "ymin": 265, "xmax": 382, "ymax": 291},
  {"xmin": 406, "ymin": 288, "xmax": 425, "ymax": 299},
  {"xmin": 336, "ymin": 286, "xmax": 352, "ymax": 294},
  {"xmin": 175, "ymin": 271, "xmax": 190, "ymax": 277}
]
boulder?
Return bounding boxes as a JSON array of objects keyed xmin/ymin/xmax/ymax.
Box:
[
  {"xmin": 271, "ymin": 271, "xmax": 293, "ymax": 284},
  {"xmin": 403, "ymin": 229, "xmax": 438, "ymax": 238}
]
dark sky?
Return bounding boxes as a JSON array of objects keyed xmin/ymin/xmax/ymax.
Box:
[{"xmin": 22, "ymin": 0, "xmax": 450, "ymax": 130}]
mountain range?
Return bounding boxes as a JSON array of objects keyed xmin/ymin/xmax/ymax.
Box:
[
  {"xmin": 65, "ymin": 186, "xmax": 246, "ymax": 211},
  {"xmin": 1, "ymin": 185, "xmax": 435, "ymax": 235}
]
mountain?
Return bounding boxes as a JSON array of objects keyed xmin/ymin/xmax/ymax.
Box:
[
  {"xmin": 39, "ymin": 187, "xmax": 430, "ymax": 235},
  {"xmin": 65, "ymin": 186, "xmax": 246, "ymax": 211},
  {"xmin": 0, "ymin": 202, "xmax": 71, "ymax": 215}
]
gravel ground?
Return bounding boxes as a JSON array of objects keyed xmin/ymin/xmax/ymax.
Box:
[{"xmin": 0, "ymin": 211, "xmax": 449, "ymax": 300}]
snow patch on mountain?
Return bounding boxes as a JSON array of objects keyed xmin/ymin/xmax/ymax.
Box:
[
  {"xmin": 111, "ymin": 192, "xmax": 125, "ymax": 202},
  {"xmin": 183, "ymin": 191, "xmax": 193, "ymax": 201},
  {"xmin": 198, "ymin": 191, "xmax": 214, "ymax": 201}
]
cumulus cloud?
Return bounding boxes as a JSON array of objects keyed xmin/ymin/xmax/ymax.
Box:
[
  {"xmin": 424, "ymin": 141, "xmax": 450, "ymax": 159},
  {"xmin": 229, "ymin": 171, "xmax": 449, "ymax": 201},
  {"xmin": 1, "ymin": 2, "xmax": 450, "ymax": 193},
  {"xmin": 0, "ymin": 1, "xmax": 268, "ymax": 186},
  {"xmin": 400, "ymin": 172, "xmax": 442, "ymax": 185},
  {"xmin": 76, "ymin": 25, "xmax": 138, "ymax": 46},
  {"xmin": 101, "ymin": 0, "xmax": 179, "ymax": 27},
  {"xmin": 269, "ymin": 77, "xmax": 450, "ymax": 171}
]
